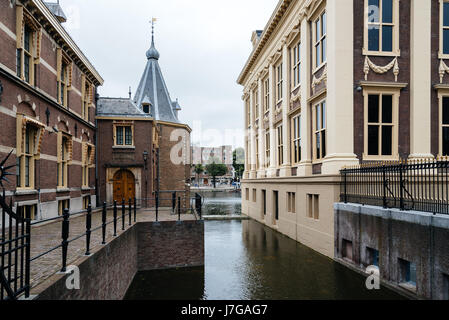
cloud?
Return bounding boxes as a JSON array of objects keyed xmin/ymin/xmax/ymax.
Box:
[{"xmin": 61, "ymin": 0, "xmax": 277, "ymax": 148}]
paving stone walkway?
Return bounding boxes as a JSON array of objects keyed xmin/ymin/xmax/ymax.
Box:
[{"xmin": 29, "ymin": 208, "xmax": 196, "ymax": 289}]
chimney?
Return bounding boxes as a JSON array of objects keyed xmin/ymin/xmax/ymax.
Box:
[{"xmin": 251, "ymin": 30, "xmax": 263, "ymax": 49}]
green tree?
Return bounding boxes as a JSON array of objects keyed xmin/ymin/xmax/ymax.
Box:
[
  {"xmin": 205, "ymin": 161, "xmax": 228, "ymax": 188},
  {"xmin": 194, "ymin": 164, "xmax": 204, "ymax": 186},
  {"xmin": 233, "ymin": 148, "xmax": 245, "ymax": 180}
]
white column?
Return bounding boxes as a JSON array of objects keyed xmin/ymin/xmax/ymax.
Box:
[
  {"xmin": 298, "ymin": 16, "xmax": 312, "ymax": 176},
  {"xmin": 409, "ymin": 0, "xmax": 433, "ymax": 159},
  {"xmin": 249, "ymin": 89, "xmax": 257, "ymax": 179},
  {"xmin": 268, "ymin": 63, "xmax": 277, "ymax": 177},
  {"xmin": 323, "ymin": 0, "xmax": 358, "ymax": 174},
  {"xmin": 280, "ymin": 42, "xmax": 291, "ymax": 177},
  {"xmin": 257, "ymin": 78, "xmax": 266, "ymax": 178},
  {"xmin": 243, "ymin": 95, "xmax": 250, "ymax": 178}
]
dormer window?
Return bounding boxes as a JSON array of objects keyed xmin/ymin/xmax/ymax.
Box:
[{"xmin": 143, "ymin": 104, "xmax": 150, "ymax": 114}]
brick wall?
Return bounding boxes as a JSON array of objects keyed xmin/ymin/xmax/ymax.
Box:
[
  {"xmin": 34, "ymin": 226, "xmax": 138, "ymax": 300},
  {"xmin": 0, "ymin": 1, "xmax": 99, "ymax": 219},
  {"xmin": 137, "ymin": 221, "xmax": 204, "ymax": 271},
  {"xmin": 158, "ymin": 124, "xmax": 191, "ymax": 207},
  {"xmin": 33, "ymin": 220, "xmax": 204, "ymax": 300},
  {"xmin": 353, "ymin": 0, "xmax": 411, "ymax": 159}
]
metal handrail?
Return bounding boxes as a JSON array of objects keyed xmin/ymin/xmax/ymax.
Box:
[{"xmin": 341, "ymin": 159, "xmax": 449, "ymax": 215}]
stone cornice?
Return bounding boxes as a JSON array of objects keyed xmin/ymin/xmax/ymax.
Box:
[
  {"xmin": 237, "ymin": 0, "xmax": 321, "ymax": 86},
  {"xmin": 237, "ymin": 0, "xmax": 294, "ymax": 85}
]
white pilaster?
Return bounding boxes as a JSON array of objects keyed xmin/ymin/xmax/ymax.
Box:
[
  {"xmin": 409, "ymin": 0, "xmax": 433, "ymax": 159},
  {"xmin": 323, "ymin": 0, "xmax": 358, "ymax": 174},
  {"xmin": 268, "ymin": 63, "xmax": 277, "ymax": 177},
  {"xmin": 249, "ymin": 88, "xmax": 257, "ymax": 179},
  {"xmin": 280, "ymin": 42, "xmax": 291, "ymax": 177},
  {"xmin": 298, "ymin": 16, "xmax": 312, "ymax": 176},
  {"xmin": 257, "ymin": 78, "xmax": 266, "ymax": 178}
]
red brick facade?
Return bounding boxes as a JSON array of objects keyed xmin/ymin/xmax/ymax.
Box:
[
  {"xmin": 96, "ymin": 118, "xmax": 191, "ymax": 209},
  {"xmin": 0, "ymin": 0, "xmax": 102, "ymax": 220}
]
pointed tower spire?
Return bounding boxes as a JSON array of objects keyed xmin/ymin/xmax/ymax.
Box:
[
  {"xmin": 134, "ymin": 19, "xmax": 181, "ymax": 123},
  {"xmin": 146, "ymin": 18, "xmax": 160, "ymax": 60}
]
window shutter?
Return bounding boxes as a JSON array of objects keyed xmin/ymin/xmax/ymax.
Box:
[
  {"xmin": 82, "ymin": 142, "xmax": 88, "ymax": 165},
  {"xmin": 16, "ymin": 115, "xmax": 24, "ymax": 157},
  {"xmin": 88, "ymin": 83, "xmax": 93, "ymax": 105},
  {"xmin": 88, "ymin": 143, "xmax": 95, "ymax": 167},
  {"xmin": 34, "ymin": 127, "xmax": 44, "ymax": 159},
  {"xmin": 35, "ymin": 28, "xmax": 42, "ymax": 63},
  {"xmin": 57, "ymin": 131, "xmax": 62, "ymax": 162},
  {"xmin": 66, "ymin": 135, "xmax": 73, "ymax": 164},
  {"xmin": 81, "ymin": 75, "xmax": 86, "ymax": 99},
  {"xmin": 16, "ymin": 5, "xmax": 24, "ymax": 49},
  {"xmin": 56, "ymin": 48, "xmax": 62, "ymax": 83},
  {"xmin": 67, "ymin": 62, "xmax": 73, "ymax": 89}
]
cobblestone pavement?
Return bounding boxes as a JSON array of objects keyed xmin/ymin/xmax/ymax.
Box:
[{"xmin": 29, "ymin": 208, "xmax": 196, "ymax": 289}]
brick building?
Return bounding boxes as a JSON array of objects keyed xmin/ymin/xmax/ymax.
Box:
[
  {"xmin": 0, "ymin": 0, "xmax": 103, "ymax": 221},
  {"xmin": 238, "ymin": 0, "xmax": 444, "ymax": 258},
  {"xmin": 97, "ymin": 27, "xmax": 191, "ymax": 208}
]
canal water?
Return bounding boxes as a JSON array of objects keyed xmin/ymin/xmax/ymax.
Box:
[{"xmin": 125, "ymin": 192, "xmax": 404, "ymax": 300}]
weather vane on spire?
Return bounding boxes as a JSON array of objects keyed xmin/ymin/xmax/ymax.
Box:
[{"xmin": 151, "ymin": 17, "xmax": 157, "ymax": 43}]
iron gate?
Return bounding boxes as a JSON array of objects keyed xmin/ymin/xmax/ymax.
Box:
[{"xmin": 0, "ymin": 150, "xmax": 31, "ymax": 300}]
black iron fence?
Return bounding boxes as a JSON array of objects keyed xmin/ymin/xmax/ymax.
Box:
[
  {"xmin": 340, "ymin": 158, "xmax": 449, "ymax": 215},
  {"xmin": 136, "ymin": 191, "xmax": 203, "ymax": 220},
  {"xmin": 0, "ymin": 190, "xmax": 31, "ymax": 301},
  {"xmin": 1, "ymin": 190, "xmax": 203, "ymax": 301}
]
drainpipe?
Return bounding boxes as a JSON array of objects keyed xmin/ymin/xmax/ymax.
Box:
[{"xmin": 95, "ymin": 87, "xmax": 99, "ymax": 206}]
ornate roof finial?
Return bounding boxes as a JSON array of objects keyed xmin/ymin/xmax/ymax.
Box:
[{"xmin": 146, "ymin": 17, "xmax": 159, "ymax": 60}]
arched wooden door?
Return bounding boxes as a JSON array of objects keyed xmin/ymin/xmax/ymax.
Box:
[{"xmin": 113, "ymin": 170, "xmax": 136, "ymax": 202}]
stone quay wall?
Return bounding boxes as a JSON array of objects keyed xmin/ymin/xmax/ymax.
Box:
[{"xmin": 334, "ymin": 203, "xmax": 449, "ymax": 300}]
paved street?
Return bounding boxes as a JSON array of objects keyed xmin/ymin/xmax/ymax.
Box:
[{"xmin": 29, "ymin": 208, "xmax": 196, "ymax": 289}]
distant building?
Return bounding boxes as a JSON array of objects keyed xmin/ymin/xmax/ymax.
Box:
[
  {"xmin": 191, "ymin": 146, "xmax": 233, "ymax": 186},
  {"xmin": 97, "ymin": 28, "xmax": 191, "ymax": 208},
  {"xmin": 0, "ymin": 0, "xmax": 103, "ymax": 220}
]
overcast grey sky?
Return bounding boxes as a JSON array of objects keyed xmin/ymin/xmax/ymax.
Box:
[{"xmin": 59, "ymin": 0, "xmax": 278, "ymax": 148}]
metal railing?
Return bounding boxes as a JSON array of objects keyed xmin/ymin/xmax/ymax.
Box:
[
  {"xmin": 29, "ymin": 199, "xmax": 137, "ymax": 274},
  {"xmin": 1, "ymin": 190, "xmax": 203, "ymax": 301},
  {"xmin": 0, "ymin": 190, "xmax": 31, "ymax": 301},
  {"xmin": 340, "ymin": 158, "xmax": 449, "ymax": 215},
  {"xmin": 136, "ymin": 191, "xmax": 203, "ymax": 221}
]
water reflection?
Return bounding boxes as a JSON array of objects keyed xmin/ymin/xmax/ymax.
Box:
[
  {"xmin": 124, "ymin": 267, "xmax": 205, "ymax": 300},
  {"xmin": 204, "ymin": 220, "xmax": 403, "ymax": 300},
  {"xmin": 198, "ymin": 191, "xmax": 242, "ymax": 216},
  {"xmin": 125, "ymin": 194, "xmax": 404, "ymax": 300}
]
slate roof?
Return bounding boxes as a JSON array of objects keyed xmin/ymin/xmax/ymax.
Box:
[
  {"xmin": 44, "ymin": 2, "xmax": 67, "ymax": 22},
  {"xmin": 133, "ymin": 35, "xmax": 181, "ymax": 123},
  {"xmin": 97, "ymin": 98, "xmax": 151, "ymax": 118}
]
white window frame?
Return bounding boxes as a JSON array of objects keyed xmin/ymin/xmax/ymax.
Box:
[
  {"xmin": 438, "ymin": 89, "xmax": 449, "ymax": 156},
  {"xmin": 440, "ymin": 0, "xmax": 449, "ymax": 59},
  {"xmin": 312, "ymin": 100, "xmax": 326, "ymax": 162},
  {"xmin": 313, "ymin": 10, "xmax": 327, "ymax": 71},
  {"xmin": 363, "ymin": 0, "xmax": 400, "ymax": 57},
  {"xmin": 276, "ymin": 124, "xmax": 284, "ymax": 166},
  {"xmin": 265, "ymin": 130, "xmax": 271, "ymax": 168},
  {"xmin": 276, "ymin": 63, "xmax": 283, "ymax": 103},
  {"xmin": 291, "ymin": 113, "xmax": 301, "ymax": 165},
  {"xmin": 291, "ymin": 41, "xmax": 301, "ymax": 90},
  {"xmin": 362, "ymin": 87, "xmax": 400, "ymax": 161},
  {"xmin": 264, "ymin": 77, "xmax": 270, "ymax": 113}
]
